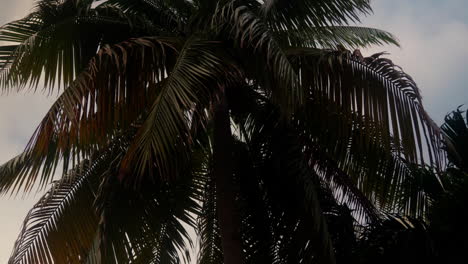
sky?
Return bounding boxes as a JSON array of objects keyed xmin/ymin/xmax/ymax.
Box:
[{"xmin": 0, "ymin": 0, "xmax": 467, "ymax": 262}]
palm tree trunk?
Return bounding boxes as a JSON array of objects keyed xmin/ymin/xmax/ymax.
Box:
[{"xmin": 213, "ymin": 89, "xmax": 243, "ymax": 264}]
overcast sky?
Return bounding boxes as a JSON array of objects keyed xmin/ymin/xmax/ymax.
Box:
[{"xmin": 0, "ymin": 0, "xmax": 467, "ymax": 262}]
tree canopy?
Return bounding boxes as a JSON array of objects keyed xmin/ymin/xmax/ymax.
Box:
[{"xmin": 0, "ymin": 0, "xmax": 444, "ymax": 263}]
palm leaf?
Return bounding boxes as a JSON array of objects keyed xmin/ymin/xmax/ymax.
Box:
[
  {"xmin": 0, "ymin": 0, "xmax": 163, "ymax": 91},
  {"xmin": 261, "ymin": 0, "xmax": 372, "ymax": 31},
  {"xmin": 103, "ymin": 0, "xmax": 191, "ymax": 30},
  {"xmin": 288, "ymin": 48, "xmax": 442, "ymax": 167},
  {"xmin": 120, "ymin": 37, "xmax": 235, "ymax": 182},
  {"xmin": 441, "ymin": 107, "xmax": 468, "ymax": 170},
  {"xmin": 214, "ymin": 1, "xmax": 303, "ymax": 113},
  {"xmin": 0, "ymin": 37, "xmax": 178, "ymax": 194},
  {"xmin": 277, "ymin": 26, "xmax": 399, "ymax": 49},
  {"xmin": 8, "ymin": 160, "xmax": 99, "ymax": 264},
  {"xmin": 238, "ymin": 120, "xmax": 336, "ymax": 263},
  {"xmin": 94, "ymin": 144, "xmax": 206, "ymax": 263},
  {"xmin": 7, "ymin": 131, "xmax": 131, "ymax": 263}
]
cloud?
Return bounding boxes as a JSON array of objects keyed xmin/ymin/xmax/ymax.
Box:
[{"xmin": 0, "ymin": 0, "xmax": 34, "ymax": 25}]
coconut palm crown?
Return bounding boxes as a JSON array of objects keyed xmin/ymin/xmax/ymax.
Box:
[{"xmin": 0, "ymin": 0, "xmax": 443, "ymax": 263}]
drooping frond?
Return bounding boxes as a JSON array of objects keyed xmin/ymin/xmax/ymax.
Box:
[
  {"xmin": 121, "ymin": 37, "xmax": 236, "ymax": 182},
  {"xmin": 295, "ymin": 101, "xmax": 438, "ymax": 219},
  {"xmin": 8, "ymin": 131, "xmax": 130, "ymax": 264},
  {"xmin": 441, "ymin": 107, "xmax": 468, "ymax": 170},
  {"xmin": 0, "ymin": 37, "xmax": 180, "ymax": 194},
  {"xmin": 393, "ymin": 164, "xmax": 443, "ymax": 219},
  {"xmin": 285, "ymin": 48, "xmax": 443, "ymax": 218},
  {"xmin": 94, "ymin": 145, "xmax": 206, "ymax": 264},
  {"xmin": 230, "ymin": 78, "xmax": 439, "ymax": 222},
  {"xmin": 229, "ymin": 84, "xmax": 379, "ymax": 224},
  {"xmin": 309, "ymin": 148, "xmax": 380, "ymax": 223},
  {"xmin": 8, "ymin": 129, "xmax": 204, "ymax": 264},
  {"xmin": 277, "ymin": 26, "xmax": 399, "ymax": 49},
  {"xmin": 0, "ymin": 0, "xmax": 164, "ymax": 92},
  {"xmin": 8, "ymin": 160, "xmax": 98, "ymax": 264},
  {"xmin": 288, "ymin": 48, "xmax": 442, "ymax": 168}
]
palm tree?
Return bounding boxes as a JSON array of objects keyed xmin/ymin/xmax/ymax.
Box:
[
  {"xmin": 429, "ymin": 107, "xmax": 468, "ymax": 262},
  {"xmin": 0, "ymin": 0, "xmax": 442, "ymax": 263}
]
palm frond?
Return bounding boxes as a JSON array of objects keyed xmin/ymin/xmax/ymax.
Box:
[
  {"xmin": 8, "ymin": 160, "xmax": 99, "ymax": 264},
  {"xmin": 103, "ymin": 0, "xmax": 192, "ymax": 30},
  {"xmin": 229, "ymin": 84, "xmax": 378, "ymax": 224},
  {"xmin": 277, "ymin": 26, "xmax": 399, "ymax": 49},
  {"xmin": 0, "ymin": 0, "xmax": 164, "ymax": 92},
  {"xmin": 8, "ymin": 131, "xmax": 130, "ymax": 264},
  {"xmin": 0, "ymin": 37, "xmax": 178, "ymax": 194},
  {"xmin": 310, "ymin": 149, "xmax": 380, "ymax": 223},
  {"xmin": 120, "ymin": 37, "xmax": 234, "ymax": 182},
  {"xmin": 261, "ymin": 0, "xmax": 372, "ymax": 31},
  {"xmin": 0, "ymin": 152, "xmax": 36, "ymax": 195},
  {"xmin": 231, "ymin": 80, "xmax": 438, "ymax": 222},
  {"xmin": 238, "ymin": 121, "xmax": 336, "ymax": 263},
  {"xmin": 94, "ymin": 146, "xmax": 205, "ymax": 264},
  {"xmin": 394, "ymin": 164, "xmax": 443, "ymax": 219},
  {"xmin": 441, "ymin": 107, "xmax": 468, "ymax": 170},
  {"xmin": 214, "ymin": 1, "xmax": 303, "ymax": 113},
  {"xmin": 288, "ymin": 48, "xmax": 442, "ymax": 168},
  {"xmin": 295, "ymin": 94, "xmax": 441, "ymax": 219}
]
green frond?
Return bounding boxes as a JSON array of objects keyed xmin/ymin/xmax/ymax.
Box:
[
  {"xmin": 103, "ymin": 0, "xmax": 192, "ymax": 30},
  {"xmin": 121, "ymin": 37, "xmax": 233, "ymax": 182},
  {"xmin": 94, "ymin": 146, "xmax": 206, "ymax": 264},
  {"xmin": 0, "ymin": 152, "xmax": 36, "ymax": 195},
  {"xmin": 8, "ymin": 160, "xmax": 99, "ymax": 264},
  {"xmin": 310, "ymin": 149, "xmax": 380, "ymax": 223},
  {"xmin": 214, "ymin": 1, "xmax": 303, "ymax": 113},
  {"xmin": 394, "ymin": 164, "xmax": 443, "ymax": 219},
  {"xmin": 8, "ymin": 130, "xmax": 132, "ymax": 263},
  {"xmin": 0, "ymin": 0, "xmax": 164, "ymax": 92},
  {"xmin": 277, "ymin": 26, "xmax": 399, "ymax": 49},
  {"xmin": 0, "ymin": 37, "xmax": 179, "ymax": 193},
  {"xmin": 236, "ymin": 121, "xmax": 337, "ymax": 263},
  {"xmin": 288, "ymin": 48, "xmax": 442, "ymax": 168},
  {"xmin": 441, "ymin": 107, "xmax": 468, "ymax": 170},
  {"xmin": 262, "ymin": 0, "xmax": 372, "ymax": 31},
  {"xmin": 231, "ymin": 81, "xmax": 438, "ymax": 222},
  {"xmin": 229, "ymin": 84, "xmax": 376, "ymax": 224},
  {"xmin": 295, "ymin": 94, "xmax": 440, "ymax": 219}
]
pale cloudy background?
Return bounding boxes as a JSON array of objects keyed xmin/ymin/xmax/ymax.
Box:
[{"xmin": 0, "ymin": 0, "xmax": 467, "ymax": 262}]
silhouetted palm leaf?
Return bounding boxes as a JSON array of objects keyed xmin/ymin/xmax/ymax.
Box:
[
  {"xmin": 441, "ymin": 107, "xmax": 468, "ymax": 170},
  {"xmin": 9, "ymin": 160, "xmax": 100, "ymax": 264},
  {"xmin": 277, "ymin": 26, "xmax": 399, "ymax": 49}
]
